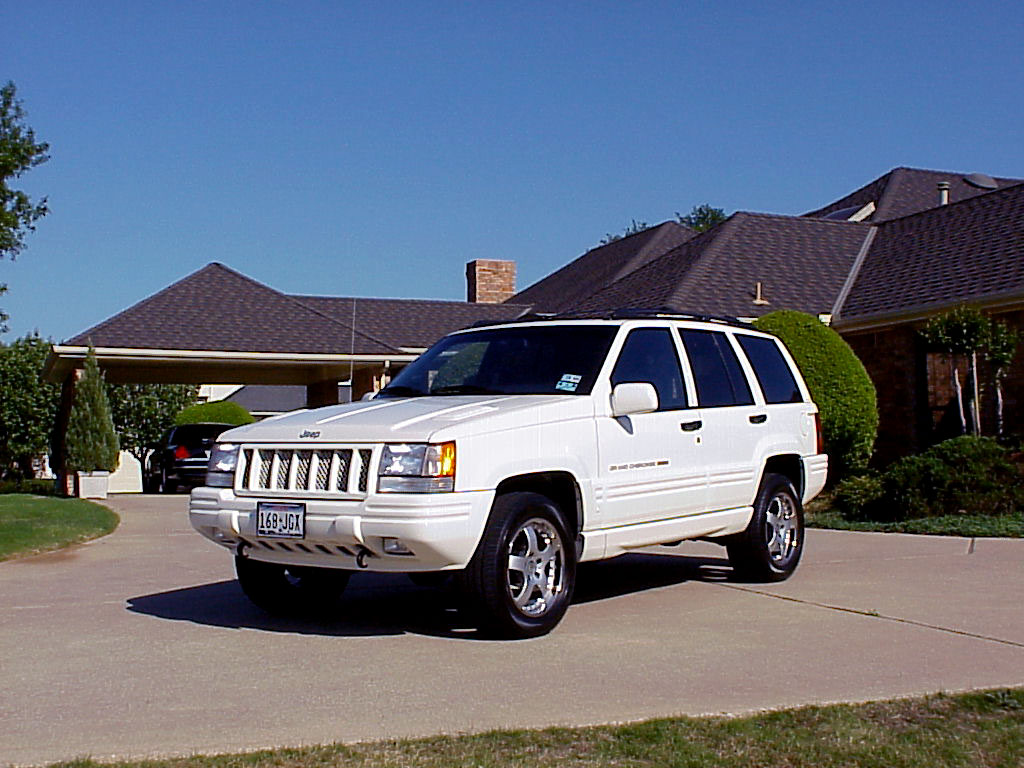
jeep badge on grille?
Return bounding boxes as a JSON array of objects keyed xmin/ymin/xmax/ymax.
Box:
[{"xmin": 299, "ymin": 430, "xmax": 321, "ymax": 438}]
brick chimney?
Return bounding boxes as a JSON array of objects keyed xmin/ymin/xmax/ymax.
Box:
[{"xmin": 466, "ymin": 259, "xmax": 517, "ymax": 303}]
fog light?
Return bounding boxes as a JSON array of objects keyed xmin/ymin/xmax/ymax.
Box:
[{"xmin": 382, "ymin": 537, "xmax": 413, "ymax": 555}]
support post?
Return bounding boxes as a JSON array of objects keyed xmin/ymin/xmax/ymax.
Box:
[
  {"xmin": 306, "ymin": 378, "xmax": 340, "ymax": 409},
  {"xmin": 52, "ymin": 373, "xmax": 76, "ymax": 496}
]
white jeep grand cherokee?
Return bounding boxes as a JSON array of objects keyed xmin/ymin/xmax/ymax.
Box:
[{"xmin": 190, "ymin": 311, "xmax": 827, "ymax": 637}]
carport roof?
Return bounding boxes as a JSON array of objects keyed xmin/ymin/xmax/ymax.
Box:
[{"xmin": 46, "ymin": 263, "xmax": 533, "ymax": 384}]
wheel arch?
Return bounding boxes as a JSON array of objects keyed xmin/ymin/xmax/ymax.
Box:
[
  {"xmin": 493, "ymin": 471, "xmax": 584, "ymax": 536},
  {"xmin": 758, "ymin": 454, "xmax": 804, "ymax": 499}
]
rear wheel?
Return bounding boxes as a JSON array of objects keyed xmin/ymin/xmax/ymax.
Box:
[
  {"xmin": 463, "ymin": 492, "xmax": 576, "ymax": 639},
  {"xmin": 235, "ymin": 555, "xmax": 351, "ymax": 615},
  {"xmin": 727, "ymin": 473, "xmax": 803, "ymax": 582}
]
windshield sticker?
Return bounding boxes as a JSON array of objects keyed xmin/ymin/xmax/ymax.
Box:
[{"xmin": 556, "ymin": 373, "xmax": 582, "ymax": 392}]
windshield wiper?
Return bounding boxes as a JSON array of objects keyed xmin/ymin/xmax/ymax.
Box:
[
  {"xmin": 431, "ymin": 384, "xmax": 504, "ymax": 395},
  {"xmin": 377, "ymin": 385, "xmax": 427, "ymax": 398}
]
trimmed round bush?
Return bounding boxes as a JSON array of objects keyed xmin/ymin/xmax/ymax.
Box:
[
  {"xmin": 174, "ymin": 400, "xmax": 254, "ymax": 427},
  {"xmin": 753, "ymin": 310, "xmax": 878, "ymax": 480}
]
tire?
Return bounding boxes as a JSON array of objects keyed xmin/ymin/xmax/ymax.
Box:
[
  {"xmin": 726, "ymin": 473, "xmax": 804, "ymax": 582},
  {"xmin": 234, "ymin": 555, "xmax": 351, "ymax": 616},
  {"xmin": 463, "ymin": 492, "xmax": 576, "ymax": 639}
]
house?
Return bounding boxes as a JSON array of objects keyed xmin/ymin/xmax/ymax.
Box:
[{"xmin": 45, "ymin": 166, "xmax": 1024, "ymax": 475}]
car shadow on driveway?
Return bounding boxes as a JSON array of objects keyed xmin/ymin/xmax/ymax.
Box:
[{"xmin": 126, "ymin": 550, "xmax": 733, "ymax": 640}]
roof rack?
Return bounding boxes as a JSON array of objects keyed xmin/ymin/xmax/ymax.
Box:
[
  {"xmin": 604, "ymin": 307, "xmax": 750, "ymax": 327},
  {"xmin": 465, "ymin": 308, "xmax": 750, "ymax": 330}
]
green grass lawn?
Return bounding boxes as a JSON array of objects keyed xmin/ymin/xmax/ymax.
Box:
[
  {"xmin": 806, "ymin": 494, "xmax": 1023, "ymax": 538},
  {"xmin": 0, "ymin": 494, "xmax": 119, "ymax": 560},
  {"xmin": 46, "ymin": 688, "xmax": 1024, "ymax": 768}
]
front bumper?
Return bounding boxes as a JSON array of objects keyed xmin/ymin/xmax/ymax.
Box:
[{"xmin": 189, "ymin": 486, "xmax": 496, "ymax": 572}]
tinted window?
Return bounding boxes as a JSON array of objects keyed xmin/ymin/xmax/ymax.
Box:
[
  {"xmin": 611, "ymin": 328, "xmax": 688, "ymax": 410},
  {"xmin": 678, "ymin": 329, "xmax": 754, "ymax": 407},
  {"xmin": 169, "ymin": 423, "xmax": 232, "ymax": 446},
  {"xmin": 379, "ymin": 325, "xmax": 618, "ymax": 397},
  {"xmin": 737, "ymin": 335, "xmax": 803, "ymax": 404}
]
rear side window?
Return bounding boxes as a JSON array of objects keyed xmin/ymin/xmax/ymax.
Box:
[
  {"xmin": 611, "ymin": 328, "xmax": 688, "ymax": 410},
  {"xmin": 678, "ymin": 329, "xmax": 754, "ymax": 407},
  {"xmin": 736, "ymin": 335, "xmax": 804, "ymax": 404}
]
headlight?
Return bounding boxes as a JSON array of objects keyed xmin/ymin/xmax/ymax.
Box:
[
  {"xmin": 378, "ymin": 442, "xmax": 455, "ymax": 493},
  {"xmin": 206, "ymin": 443, "xmax": 239, "ymax": 488}
]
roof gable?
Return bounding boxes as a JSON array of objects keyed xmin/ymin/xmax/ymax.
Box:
[
  {"xmin": 836, "ymin": 182, "xmax": 1024, "ymax": 324},
  {"xmin": 805, "ymin": 167, "xmax": 1023, "ymax": 222},
  {"xmin": 573, "ymin": 213, "xmax": 868, "ymax": 318},
  {"xmin": 67, "ymin": 263, "xmax": 400, "ymax": 355},
  {"xmin": 507, "ymin": 221, "xmax": 695, "ymax": 312}
]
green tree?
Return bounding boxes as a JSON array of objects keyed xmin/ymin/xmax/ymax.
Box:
[
  {"xmin": 66, "ymin": 349, "xmax": 120, "ymax": 473},
  {"xmin": 600, "ymin": 218, "xmax": 650, "ymax": 245},
  {"xmin": 753, "ymin": 310, "xmax": 878, "ymax": 481},
  {"xmin": 677, "ymin": 204, "xmax": 727, "ymax": 232},
  {"xmin": 106, "ymin": 383, "xmax": 199, "ymax": 465},
  {"xmin": 1, "ymin": 82, "xmax": 51, "ymax": 331},
  {"xmin": 0, "ymin": 333, "xmax": 59, "ymax": 478},
  {"xmin": 920, "ymin": 306, "xmax": 992, "ymax": 436}
]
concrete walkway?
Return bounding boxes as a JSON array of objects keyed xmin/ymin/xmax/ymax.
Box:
[{"xmin": 1, "ymin": 495, "xmax": 1022, "ymax": 766}]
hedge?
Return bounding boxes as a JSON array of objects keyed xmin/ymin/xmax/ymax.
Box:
[
  {"xmin": 753, "ymin": 310, "xmax": 878, "ymax": 480},
  {"xmin": 835, "ymin": 436, "xmax": 1024, "ymax": 522},
  {"xmin": 174, "ymin": 400, "xmax": 255, "ymax": 427}
]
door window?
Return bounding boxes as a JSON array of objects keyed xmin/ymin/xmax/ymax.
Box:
[
  {"xmin": 611, "ymin": 328, "xmax": 688, "ymax": 410},
  {"xmin": 678, "ymin": 329, "xmax": 754, "ymax": 407}
]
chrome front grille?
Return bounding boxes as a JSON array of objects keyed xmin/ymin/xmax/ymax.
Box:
[{"xmin": 237, "ymin": 445, "xmax": 376, "ymax": 497}]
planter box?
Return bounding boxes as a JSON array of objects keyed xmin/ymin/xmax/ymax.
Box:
[{"xmin": 76, "ymin": 471, "xmax": 110, "ymax": 500}]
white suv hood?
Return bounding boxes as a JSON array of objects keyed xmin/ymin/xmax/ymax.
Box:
[{"xmin": 218, "ymin": 395, "xmax": 595, "ymax": 444}]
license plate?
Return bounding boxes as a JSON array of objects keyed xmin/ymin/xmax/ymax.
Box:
[{"xmin": 256, "ymin": 502, "xmax": 305, "ymax": 539}]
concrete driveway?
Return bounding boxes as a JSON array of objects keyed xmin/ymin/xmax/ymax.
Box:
[{"xmin": 1, "ymin": 495, "xmax": 1022, "ymax": 766}]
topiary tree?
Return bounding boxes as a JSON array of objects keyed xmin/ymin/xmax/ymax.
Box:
[
  {"xmin": 65, "ymin": 349, "xmax": 120, "ymax": 473},
  {"xmin": 919, "ymin": 306, "xmax": 990, "ymax": 436},
  {"xmin": 753, "ymin": 310, "xmax": 878, "ymax": 481},
  {"xmin": 985, "ymin": 321, "xmax": 1019, "ymax": 437},
  {"xmin": 174, "ymin": 400, "xmax": 254, "ymax": 427}
]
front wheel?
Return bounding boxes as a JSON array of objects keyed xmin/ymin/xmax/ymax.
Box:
[
  {"xmin": 463, "ymin": 492, "xmax": 576, "ymax": 639},
  {"xmin": 727, "ymin": 473, "xmax": 804, "ymax": 582},
  {"xmin": 235, "ymin": 556, "xmax": 350, "ymax": 616}
]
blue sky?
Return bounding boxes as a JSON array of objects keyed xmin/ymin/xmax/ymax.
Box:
[{"xmin": 4, "ymin": 1, "xmax": 1023, "ymax": 342}]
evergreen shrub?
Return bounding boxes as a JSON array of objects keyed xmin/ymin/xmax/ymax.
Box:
[
  {"xmin": 753, "ymin": 310, "xmax": 878, "ymax": 480},
  {"xmin": 65, "ymin": 349, "xmax": 120, "ymax": 473},
  {"xmin": 835, "ymin": 436, "xmax": 1023, "ymax": 522}
]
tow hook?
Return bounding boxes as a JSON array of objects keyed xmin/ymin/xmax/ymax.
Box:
[
  {"xmin": 355, "ymin": 547, "xmax": 372, "ymax": 569},
  {"xmin": 236, "ymin": 541, "xmax": 249, "ymax": 558}
]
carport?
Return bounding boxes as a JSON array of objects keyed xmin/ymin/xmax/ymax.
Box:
[{"xmin": 42, "ymin": 262, "xmax": 530, "ymax": 485}]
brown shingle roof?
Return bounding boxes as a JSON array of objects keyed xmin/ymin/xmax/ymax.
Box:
[
  {"xmin": 836, "ymin": 182, "xmax": 1024, "ymax": 323},
  {"xmin": 571, "ymin": 213, "xmax": 869, "ymax": 318},
  {"xmin": 805, "ymin": 167, "xmax": 1022, "ymax": 222},
  {"xmin": 507, "ymin": 221, "xmax": 695, "ymax": 312},
  {"xmin": 66, "ymin": 263, "xmax": 533, "ymax": 355},
  {"xmin": 64, "ymin": 264, "xmax": 391, "ymax": 354},
  {"xmin": 293, "ymin": 295, "xmax": 531, "ymax": 349}
]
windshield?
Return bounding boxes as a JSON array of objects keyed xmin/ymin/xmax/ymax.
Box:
[{"xmin": 378, "ymin": 325, "xmax": 618, "ymax": 397}]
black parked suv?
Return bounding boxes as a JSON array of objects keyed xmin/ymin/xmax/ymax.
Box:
[{"xmin": 145, "ymin": 423, "xmax": 234, "ymax": 493}]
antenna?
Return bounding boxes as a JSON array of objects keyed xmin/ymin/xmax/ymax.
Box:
[{"xmin": 349, "ymin": 298, "xmax": 356, "ymax": 395}]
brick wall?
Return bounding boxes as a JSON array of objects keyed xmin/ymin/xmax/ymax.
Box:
[
  {"xmin": 466, "ymin": 260, "xmax": 517, "ymax": 304},
  {"xmin": 842, "ymin": 308, "xmax": 1024, "ymax": 466}
]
